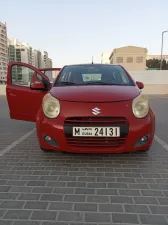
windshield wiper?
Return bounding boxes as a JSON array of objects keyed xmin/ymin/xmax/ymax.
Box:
[
  {"xmin": 57, "ymin": 81, "xmax": 78, "ymax": 86},
  {"xmin": 56, "ymin": 81, "xmax": 126, "ymax": 86},
  {"xmin": 79, "ymin": 81, "xmax": 124, "ymax": 85},
  {"xmin": 80, "ymin": 81, "xmax": 110, "ymax": 85}
]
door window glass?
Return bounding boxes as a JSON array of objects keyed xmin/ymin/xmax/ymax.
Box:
[{"xmin": 11, "ymin": 65, "xmax": 34, "ymax": 87}]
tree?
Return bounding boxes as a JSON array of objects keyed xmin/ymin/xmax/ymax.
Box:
[{"xmin": 146, "ymin": 58, "xmax": 168, "ymax": 70}]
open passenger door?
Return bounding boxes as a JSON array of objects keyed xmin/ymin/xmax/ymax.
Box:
[{"xmin": 6, "ymin": 62, "xmax": 50, "ymax": 122}]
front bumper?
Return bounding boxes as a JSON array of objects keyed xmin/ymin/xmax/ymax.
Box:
[{"xmin": 36, "ymin": 100, "xmax": 155, "ymax": 153}]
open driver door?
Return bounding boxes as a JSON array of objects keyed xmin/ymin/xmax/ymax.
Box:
[
  {"xmin": 6, "ymin": 62, "xmax": 51, "ymax": 122},
  {"xmin": 39, "ymin": 68, "xmax": 61, "ymax": 82}
]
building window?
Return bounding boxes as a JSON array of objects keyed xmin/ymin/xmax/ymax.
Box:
[
  {"xmin": 116, "ymin": 57, "xmax": 123, "ymax": 63},
  {"xmin": 126, "ymin": 57, "xmax": 133, "ymax": 63},
  {"xmin": 136, "ymin": 56, "xmax": 143, "ymax": 63}
]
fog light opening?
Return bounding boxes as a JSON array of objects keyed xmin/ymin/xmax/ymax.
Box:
[
  {"xmin": 44, "ymin": 136, "xmax": 52, "ymax": 142},
  {"xmin": 134, "ymin": 134, "xmax": 150, "ymax": 147},
  {"xmin": 141, "ymin": 135, "xmax": 148, "ymax": 143},
  {"xmin": 43, "ymin": 134, "xmax": 59, "ymax": 147}
]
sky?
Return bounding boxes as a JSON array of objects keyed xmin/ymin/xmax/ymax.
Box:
[{"xmin": 1, "ymin": 0, "xmax": 168, "ymax": 67}]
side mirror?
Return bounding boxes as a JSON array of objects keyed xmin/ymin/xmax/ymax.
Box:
[
  {"xmin": 136, "ymin": 81, "xmax": 144, "ymax": 89},
  {"xmin": 30, "ymin": 81, "xmax": 46, "ymax": 90}
]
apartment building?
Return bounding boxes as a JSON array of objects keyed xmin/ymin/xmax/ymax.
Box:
[
  {"xmin": 109, "ymin": 46, "xmax": 148, "ymax": 70},
  {"xmin": 0, "ymin": 22, "xmax": 8, "ymax": 84},
  {"xmin": 8, "ymin": 38, "xmax": 53, "ymax": 69},
  {"xmin": 101, "ymin": 52, "xmax": 111, "ymax": 64},
  {"xmin": 48, "ymin": 58, "xmax": 52, "ymax": 68},
  {"xmin": 32, "ymin": 49, "xmax": 43, "ymax": 69},
  {"xmin": 8, "ymin": 39, "xmax": 16, "ymax": 62},
  {"xmin": 7, "ymin": 38, "xmax": 53, "ymax": 83},
  {"xmin": 8, "ymin": 38, "xmax": 33, "ymax": 64},
  {"xmin": 43, "ymin": 51, "xmax": 48, "ymax": 67},
  {"xmin": 40, "ymin": 51, "xmax": 53, "ymax": 68}
]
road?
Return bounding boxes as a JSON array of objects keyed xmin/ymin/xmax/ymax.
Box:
[{"xmin": 0, "ymin": 94, "xmax": 168, "ymax": 225}]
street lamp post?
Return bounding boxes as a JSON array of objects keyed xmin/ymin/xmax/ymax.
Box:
[{"xmin": 160, "ymin": 30, "xmax": 168, "ymax": 70}]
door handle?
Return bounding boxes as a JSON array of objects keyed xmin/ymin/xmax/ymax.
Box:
[
  {"xmin": 9, "ymin": 93, "xmax": 16, "ymax": 97},
  {"xmin": 7, "ymin": 90, "xmax": 16, "ymax": 95}
]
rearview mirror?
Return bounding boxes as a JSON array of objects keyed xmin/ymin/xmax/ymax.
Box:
[
  {"xmin": 136, "ymin": 81, "xmax": 144, "ymax": 89},
  {"xmin": 30, "ymin": 81, "xmax": 46, "ymax": 90}
]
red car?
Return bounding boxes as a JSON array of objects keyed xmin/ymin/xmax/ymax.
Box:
[{"xmin": 6, "ymin": 62, "xmax": 155, "ymax": 154}]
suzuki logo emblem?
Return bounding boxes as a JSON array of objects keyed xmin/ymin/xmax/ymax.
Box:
[{"xmin": 92, "ymin": 107, "xmax": 101, "ymax": 115}]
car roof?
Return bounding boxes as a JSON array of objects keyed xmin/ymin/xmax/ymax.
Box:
[
  {"xmin": 63, "ymin": 64, "xmax": 121, "ymax": 67},
  {"xmin": 39, "ymin": 68, "xmax": 61, "ymax": 70}
]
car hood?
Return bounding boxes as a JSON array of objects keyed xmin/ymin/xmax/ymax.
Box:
[{"xmin": 50, "ymin": 85, "xmax": 140, "ymax": 102}]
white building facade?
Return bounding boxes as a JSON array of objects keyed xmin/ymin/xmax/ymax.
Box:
[
  {"xmin": 48, "ymin": 58, "xmax": 52, "ymax": 68},
  {"xmin": 8, "ymin": 38, "xmax": 33, "ymax": 64},
  {"xmin": 32, "ymin": 49, "xmax": 43, "ymax": 69},
  {"xmin": 0, "ymin": 22, "xmax": 8, "ymax": 84},
  {"xmin": 8, "ymin": 38, "xmax": 53, "ymax": 69},
  {"xmin": 7, "ymin": 38, "xmax": 53, "ymax": 84},
  {"xmin": 101, "ymin": 52, "xmax": 111, "ymax": 64}
]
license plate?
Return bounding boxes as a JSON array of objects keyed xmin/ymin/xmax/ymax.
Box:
[{"xmin": 72, "ymin": 127, "xmax": 120, "ymax": 137}]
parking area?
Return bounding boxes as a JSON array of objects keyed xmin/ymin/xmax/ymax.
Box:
[{"xmin": 0, "ymin": 95, "xmax": 168, "ymax": 225}]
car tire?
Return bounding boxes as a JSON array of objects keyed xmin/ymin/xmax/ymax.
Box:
[
  {"xmin": 140, "ymin": 148, "xmax": 150, "ymax": 152},
  {"xmin": 40, "ymin": 147, "xmax": 47, "ymax": 151},
  {"xmin": 40, "ymin": 147, "xmax": 51, "ymax": 152}
]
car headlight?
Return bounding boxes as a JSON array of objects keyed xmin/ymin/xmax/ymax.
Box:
[
  {"xmin": 132, "ymin": 93, "xmax": 149, "ymax": 118},
  {"xmin": 42, "ymin": 93, "xmax": 60, "ymax": 118}
]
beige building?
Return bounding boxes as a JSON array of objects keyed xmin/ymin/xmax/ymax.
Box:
[
  {"xmin": 0, "ymin": 22, "xmax": 8, "ymax": 84},
  {"xmin": 109, "ymin": 46, "xmax": 148, "ymax": 70}
]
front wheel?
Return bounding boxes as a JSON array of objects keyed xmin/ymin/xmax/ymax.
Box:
[
  {"xmin": 140, "ymin": 148, "xmax": 150, "ymax": 152},
  {"xmin": 40, "ymin": 147, "xmax": 52, "ymax": 152}
]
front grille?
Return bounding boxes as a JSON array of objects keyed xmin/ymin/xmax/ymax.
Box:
[
  {"xmin": 64, "ymin": 117, "xmax": 129, "ymax": 148},
  {"xmin": 66, "ymin": 137, "xmax": 126, "ymax": 148},
  {"xmin": 64, "ymin": 117, "xmax": 128, "ymax": 126}
]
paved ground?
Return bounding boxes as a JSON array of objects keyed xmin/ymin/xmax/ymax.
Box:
[{"xmin": 0, "ymin": 94, "xmax": 168, "ymax": 225}]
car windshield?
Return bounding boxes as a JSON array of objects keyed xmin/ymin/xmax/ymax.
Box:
[{"xmin": 54, "ymin": 65, "xmax": 135, "ymax": 86}]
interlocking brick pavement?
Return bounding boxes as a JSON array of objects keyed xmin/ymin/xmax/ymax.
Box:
[{"xmin": 0, "ymin": 132, "xmax": 168, "ymax": 224}]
